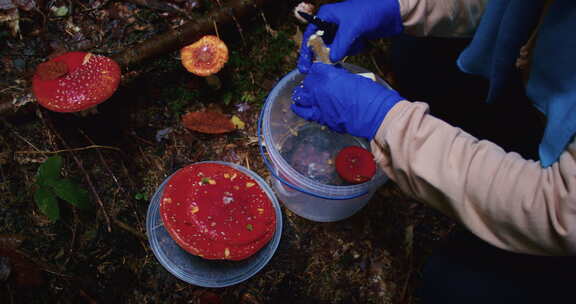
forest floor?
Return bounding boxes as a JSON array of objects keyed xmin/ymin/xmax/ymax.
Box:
[{"xmin": 0, "ymin": 1, "xmax": 455, "ymax": 303}]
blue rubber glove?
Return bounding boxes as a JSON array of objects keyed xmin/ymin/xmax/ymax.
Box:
[
  {"xmin": 298, "ymin": 0, "xmax": 403, "ymax": 73},
  {"xmin": 291, "ymin": 63, "xmax": 404, "ymax": 139}
]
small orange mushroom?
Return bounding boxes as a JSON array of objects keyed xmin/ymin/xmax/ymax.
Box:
[{"xmin": 181, "ymin": 35, "xmax": 229, "ymax": 77}]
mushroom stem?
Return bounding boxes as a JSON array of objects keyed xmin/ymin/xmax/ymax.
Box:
[{"xmin": 307, "ymin": 34, "xmax": 332, "ymax": 65}]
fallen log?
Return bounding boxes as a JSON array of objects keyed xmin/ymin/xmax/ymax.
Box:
[{"xmin": 0, "ymin": 0, "xmax": 273, "ymax": 116}]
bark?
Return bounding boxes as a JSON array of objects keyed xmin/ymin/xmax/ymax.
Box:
[{"xmin": 0, "ymin": 0, "xmax": 273, "ymax": 116}]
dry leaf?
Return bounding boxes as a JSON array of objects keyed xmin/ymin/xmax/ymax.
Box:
[
  {"xmin": 0, "ymin": 249, "xmax": 44, "ymax": 288},
  {"xmin": 13, "ymin": 0, "xmax": 36, "ymax": 11},
  {"xmin": 0, "ymin": 235, "xmax": 44, "ymax": 288},
  {"xmin": 193, "ymin": 290, "xmax": 222, "ymax": 304},
  {"xmin": 182, "ymin": 111, "xmax": 235, "ymax": 134},
  {"xmin": 230, "ymin": 115, "xmax": 245, "ymax": 130},
  {"xmin": 0, "ymin": 8, "xmax": 20, "ymax": 37},
  {"xmin": 240, "ymin": 292, "xmax": 261, "ymax": 304},
  {"xmin": 0, "ymin": 234, "xmax": 25, "ymax": 249}
]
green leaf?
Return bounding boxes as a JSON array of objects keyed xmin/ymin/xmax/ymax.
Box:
[
  {"xmin": 53, "ymin": 6, "xmax": 69, "ymax": 17},
  {"xmin": 37, "ymin": 156, "xmax": 62, "ymax": 187},
  {"xmin": 53, "ymin": 179, "xmax": 90, "ymax": 209},
  {"xmin": 34, "ymin": 186, "xmax": 60, "ymax": 221}
]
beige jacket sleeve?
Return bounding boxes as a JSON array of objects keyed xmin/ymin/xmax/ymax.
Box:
[
  {"xmin": 371, "ymin": 101, "xmax": 576, "ymax": 256},
  {"xmin": 398, "ymin": 0, "xmax": 488, "ymax": 37}
]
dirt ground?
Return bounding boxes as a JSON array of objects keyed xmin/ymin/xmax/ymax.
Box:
[{"xmin": 0, "ymin": 1, "xmax": 455, "ymax": 303}]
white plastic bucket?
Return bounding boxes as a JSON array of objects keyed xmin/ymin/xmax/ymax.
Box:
[{"xmin": 258, "ymin": 63, "xmax": 388, "ymax": 222}]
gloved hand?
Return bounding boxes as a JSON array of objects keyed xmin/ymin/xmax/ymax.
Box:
[
  {"xmin": 291, "ymin": 63, "xmax": 404, "ymax": 139},
  {"xmin": 298, "ymin": 0, "xmax": 403, "ymax": 73}
]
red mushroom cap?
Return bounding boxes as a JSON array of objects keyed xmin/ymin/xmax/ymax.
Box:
[
  {"xmin": 180, "ymin": 35, "xmax": 229, "ymax": 77},
  {"xmin": 160, "ymin": 162, "xmax": 276, "ymax": 261},
  {"xmin": 32, "ymin": 52, "xmax": 121, "ymax": 113},
  {"xmin": 335, "ymin": 146, "xmax": 377, "ymax": 184}
]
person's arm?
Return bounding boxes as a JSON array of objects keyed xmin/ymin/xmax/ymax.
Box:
[
  {"xmin": 399, "ymin": 0, "xmax": 488, "ymax": 37},
  {"xmin": 371, "ymin": 101, "xmax": 576, "ymax": 255}
]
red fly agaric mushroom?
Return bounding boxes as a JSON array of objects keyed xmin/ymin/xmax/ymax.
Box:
[
  {"xmin": 32, "ymin": 52, "xmax": 121, "ymax": 113},
  {"xmin": 180, "ymin": 35, "xmax": 229, "ymax": 77},
  {"xmin": 160, "ymin": 162, "xmax": 276, "ymax": 261},
  {"xmin": 335, "ymin": 146, "xmax": 377, "ymax": 184}
]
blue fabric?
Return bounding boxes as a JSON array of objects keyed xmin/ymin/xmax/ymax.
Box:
[
  {"xmin": 527, "ymin": 1, "xmax": 576, "ymax": 167},
  {"xmin": 457, "ymin": 0, "xmax": 576, "ymax": 167}
]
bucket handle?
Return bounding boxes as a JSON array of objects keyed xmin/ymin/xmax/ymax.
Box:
[{"xmin": 257, "ymin": 100, "xmax": 370, "ymax": 201}]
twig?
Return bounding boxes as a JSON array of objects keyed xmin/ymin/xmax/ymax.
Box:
[
  {"xmin": 0, "ymin": 162, "xmax": 6, "ymax": 192},
  {"xmin": 6, "ymin": 283, "xmax": 14, "ymax": 304},
  {"xmin": 400, "ymin": 225, "xmax": 415, "ymax": 303},
  {"xmin": 249, "ymin": 71, "xmax": 256, "ymax": 89},
  {"xmin": 245, "ymin": 152, "xmax": 250, "ymax": 170},
  {"xmin": 80, "ymin": 132, "xmax": 124, "ymax": 193},
  {"xmin": 126, "ymin": 0, "xmax": 187, "ymax": 16},
  {"xmin": 37, "ymin": 110, "xmax": 113, "ymax": 232},
  {"xmin": 15, "ymin": 144, "xmax": 121, "ymax": 155},
  {"xmin": 369, "ymin": 53, "xmax": 385, "ymax": 79},
  {"xmin": 214, "ymin": 0, "xmax": 246, "ymax": 48},
  {"xmin": 175, "ymin": 284, "xmax": 192, "ymax": 292},
  {"xmin": 259, "ymin": 7, "xmax": 276, "ymax": 36},
  {"xmin": 2, "ymin": 118, "xmax": 45, "ymax": 155},
  {"xmin": 130, "ymin": 132, "xmax": 155, "ymax": 145},
  {"xmin": 78, "ymin": 0, "xmax": 111, "ymax": 13},
  {"xmin": 63, "ymin": 209, "xmax": 79, "ymax": 267},
  {"xmin": 15, "ymin": 247, "xmax": 71, "ymax": 278},
  {"xmin": 0, "ymin": 86, "xmax": 24, "ymax": 94},
  {"xmin": 113, "ymin": 218, "xmax": 147, "ymax": 240},
  {"xmin": 81, "ymin": 131, "xmax": 144, "ymax": 232},
  {"xmin": 78, "ymin": 289, "xmax": 98, "ymax": 304},
  {"xmin": 119, "ymin": 159, "xmax": 137, "ymax": 191},
  {"xmin": 212, "ymin": 19, "xmax": 220, "ymax": 38},
  {"xmin": 230, "ymin": 13, "xmax": 247, "ymax": 48},
  {"xmin": 399, "ymin": 256, "xmax": 413, "ymax": 303}
]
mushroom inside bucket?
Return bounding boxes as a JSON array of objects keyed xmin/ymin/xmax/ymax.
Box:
[{"xmin": 335, "ymin": 146, "xmax": 377, "ymax": 184}]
